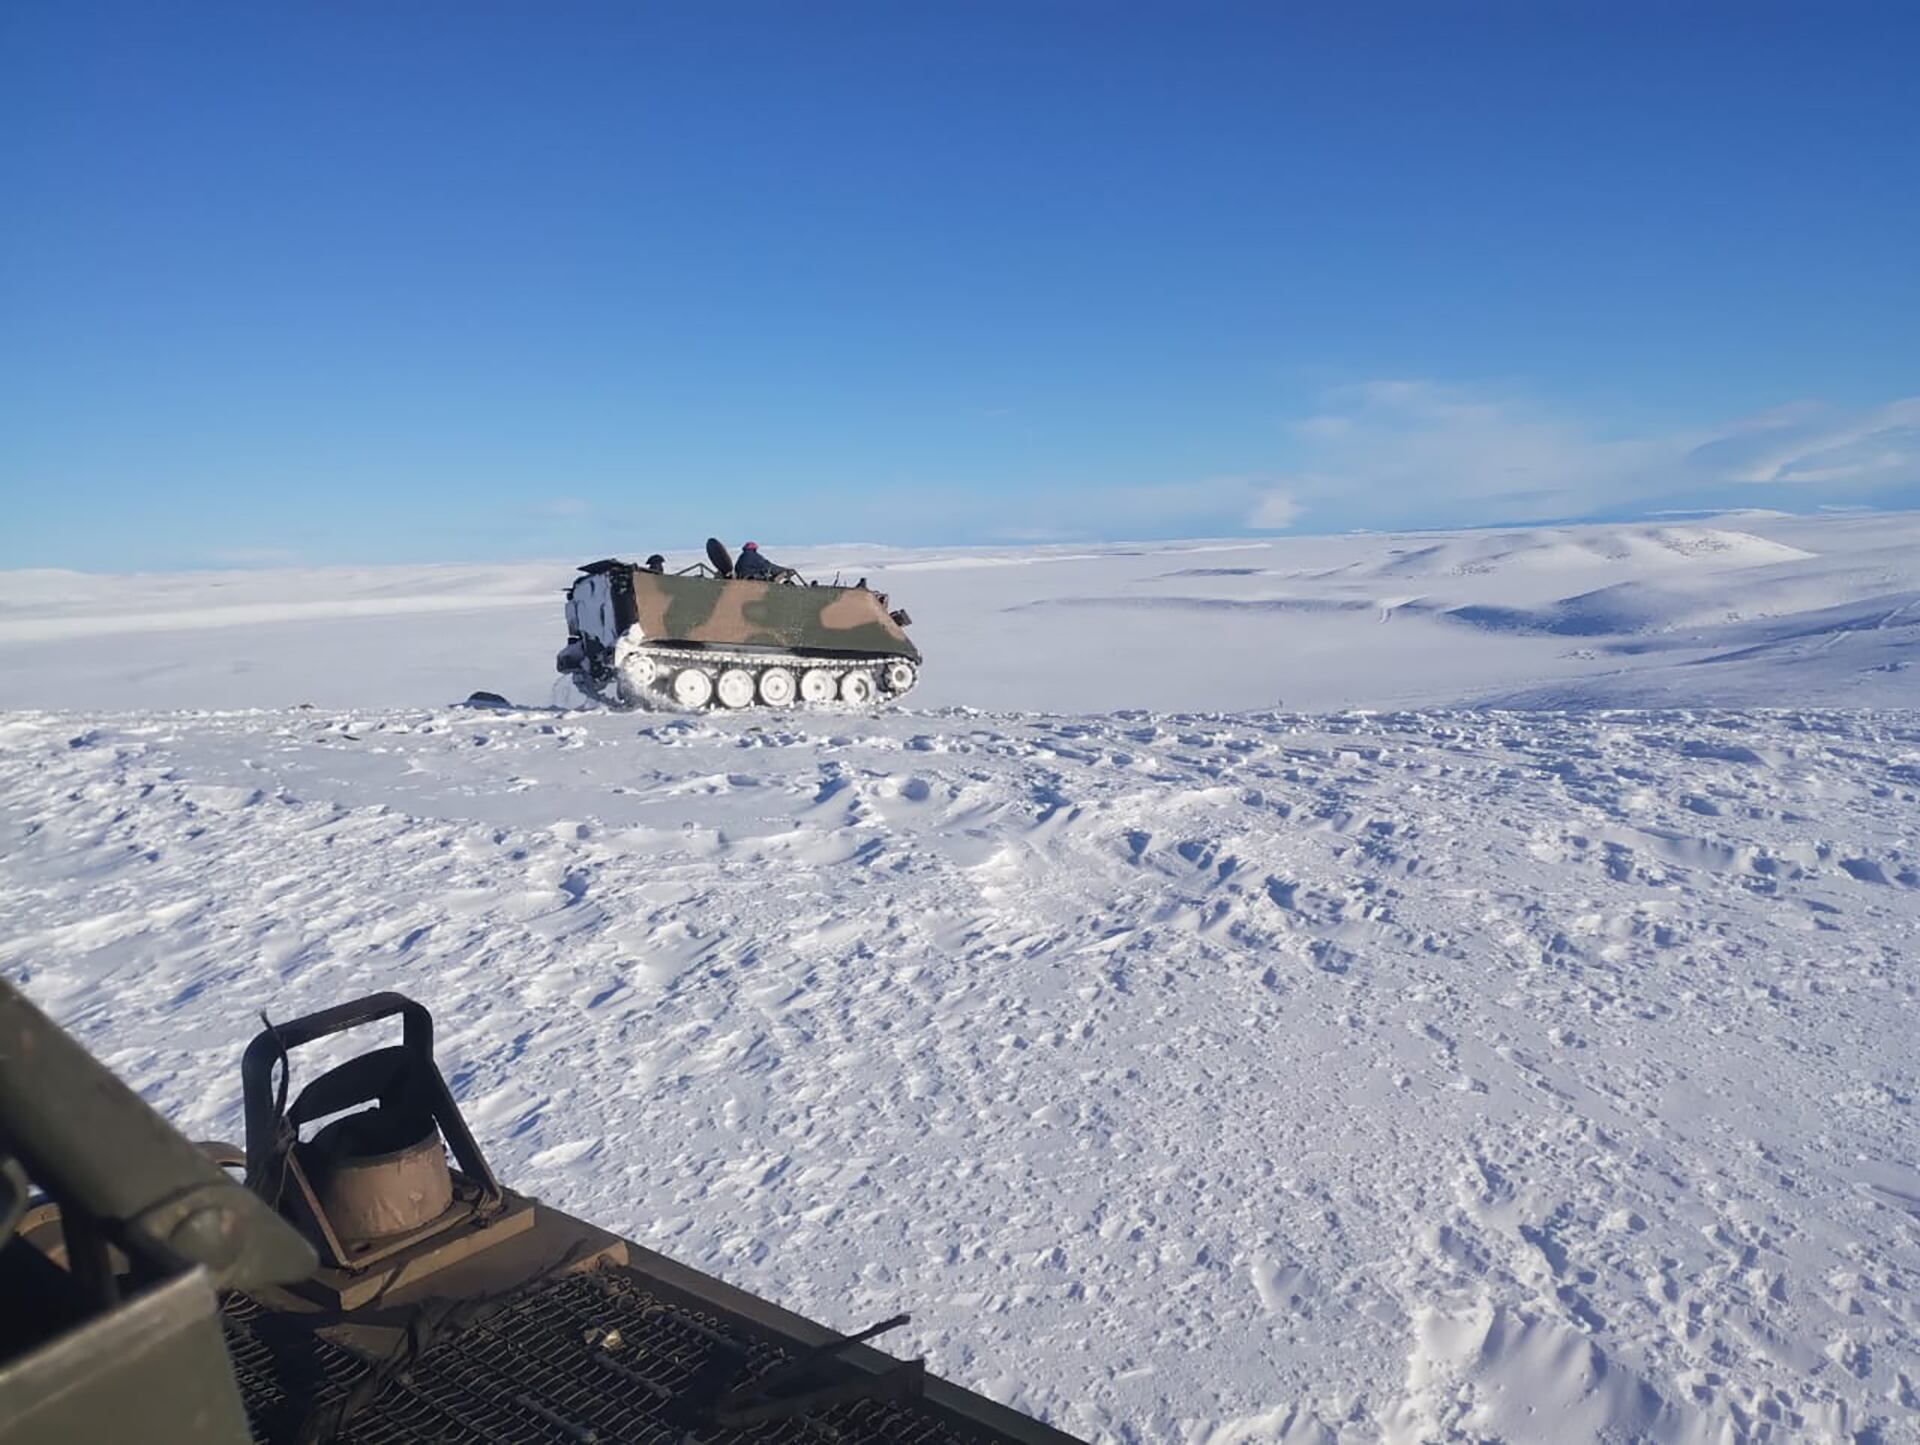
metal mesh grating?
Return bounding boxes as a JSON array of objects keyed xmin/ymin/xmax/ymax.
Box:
[{"xmin": 222, "ymin": 1270, "xmax": 994, "ymax": 1445}]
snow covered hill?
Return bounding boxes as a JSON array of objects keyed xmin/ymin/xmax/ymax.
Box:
[
  {"xmin": 0, "ymin": 512, "xmax": 1914, "ymax": 714},
  {"xmin": 2, "ymin": 704, "xmax": 1917, "ymax": 1442}
]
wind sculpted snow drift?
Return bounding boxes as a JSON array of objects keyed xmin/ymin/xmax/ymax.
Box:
[
  {"xmin": 0, "ymin": 512, "xmax": 1917, "ymax": 1442},
  {"xmin": 2, "ymin": 706, "xmax": 1916, "ymax": 1442}
]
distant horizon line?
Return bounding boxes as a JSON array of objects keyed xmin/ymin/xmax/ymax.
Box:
[{"xmin": 2, "ymin": 502, "xmax": 1909, "ymax": 578}]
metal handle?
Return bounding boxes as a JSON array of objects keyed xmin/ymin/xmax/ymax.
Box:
[
  {"xmin": 248, "ymin": 991, "xmax": 432, "ymax": 1055},
  {"xmin": 240, "ymin": 992, "xmax": 503, "ymax": 1216}
]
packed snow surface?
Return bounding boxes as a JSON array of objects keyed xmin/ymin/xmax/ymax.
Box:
[
  {"xmin": 1, "ymin": 513, "xmax": 1918, "ymax": 1442},
  {"xmin": 4, "ymin": 706, "xmax": 1919, "ymax": 1441}
]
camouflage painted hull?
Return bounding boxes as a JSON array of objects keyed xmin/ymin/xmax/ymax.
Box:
[{"xmin": 558, "ymin": 564, "xmax": 922, "ymax": 711}]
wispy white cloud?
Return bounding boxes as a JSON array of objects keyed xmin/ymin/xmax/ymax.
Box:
[
  {"xmin": 1247, "ymin": 490, "xmax": 1302, "ymax": 529},
  {"xmin": 1247, "ymin": 381, "xmax": 1920, "ymax": 529},
  {"xmin": 1691, "ymin": 396, "xmax": 1920, "ymax": 485},
  {"xmin": 1117, "ymin": 475, "xmax": 1317, "ymax": 534},
  {"xmin": 890, "ymin": 382, "xmax": 1917, "ymax": 545}
]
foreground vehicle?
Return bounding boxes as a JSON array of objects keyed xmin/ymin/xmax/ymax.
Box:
[{"xmin": 0, "ymin": 980, "xmax": 1076, "ymax": 1444}]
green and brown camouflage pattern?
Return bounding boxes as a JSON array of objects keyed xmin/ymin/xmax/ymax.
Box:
[{"xmin": 624, "ymin": 570, "xmax": 920, "ymax": 661}]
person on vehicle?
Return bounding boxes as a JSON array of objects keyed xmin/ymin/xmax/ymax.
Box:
[
  {"xmin": 734, "ymin": 541, "xmax": 777, "ymax": 580},
  {"xmin": 644, "ymin": 554, "xmax": 666, "ymax": 573}
]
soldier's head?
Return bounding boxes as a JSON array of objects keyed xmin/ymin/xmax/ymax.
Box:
[{"xmin": 645, "ymin": 554, "xmax": 665, "ymax": 572}]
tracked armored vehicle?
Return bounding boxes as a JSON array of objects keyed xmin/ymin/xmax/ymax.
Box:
[
  {"xmin": 557, "ymin": 542, "xmax": 922, "ymax": 710},
  {"xmin": 0, "ymin": 978, "xmax": 1080, "ymax": 1445}
]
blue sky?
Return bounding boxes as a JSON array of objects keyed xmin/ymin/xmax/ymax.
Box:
[{"xmin": 3, "ymin": 2, "xmax": 1916, "ymax": 568}]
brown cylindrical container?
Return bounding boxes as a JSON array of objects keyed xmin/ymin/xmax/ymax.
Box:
[{"xmin": 310, "ymin": 1112, "xmax": 454, "ymax": 1246}]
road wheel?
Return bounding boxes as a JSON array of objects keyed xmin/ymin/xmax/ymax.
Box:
[
  {"xmin": 672, "ymin": 669, "xmax": 713, "ymax": 709},
  {"xmin": 616, "ymin": 652, "xmax": 657, "ymax": 704},
  {"xmin": 758, "ymin": 667, "xmax": 796, "ymax": 706},
  {"xmin": 800, "ymin": 668, "xmax": 837, "ymax": 704}
]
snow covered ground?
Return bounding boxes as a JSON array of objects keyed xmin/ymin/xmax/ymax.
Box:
[
  {"xmin": 1, "ymin": 513, "xmax": 1918, "ymax": 1442},
  {"xmin": 1, "ymin": 511, "xmax": 1914, "ymax": 714}
]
